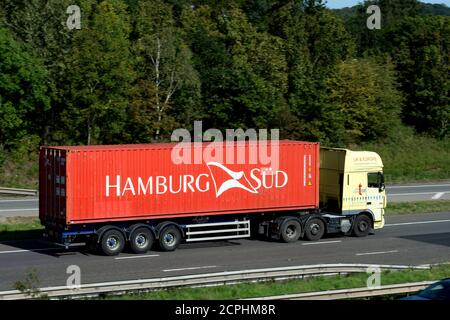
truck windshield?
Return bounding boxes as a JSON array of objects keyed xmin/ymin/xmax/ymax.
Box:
[
  {"xmin": 368, "ymin": 173, "xmax": 379, "ymax": 188},
  {"xmin": 368, "ymin": 172, "xmax": 385, "ymax": 191}
]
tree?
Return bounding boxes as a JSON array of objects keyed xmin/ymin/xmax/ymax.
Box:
[
  {"xmin": 130, "ymin": 0, "xmax": 200, "ymax": 142},
  {"xmin": 0, "ymin": 25, "xmax": 50, "ymax": 149},
  {"xmin": 386, "ymin": 15, "xmax": 450, "ymax": 138},
  {"xmin": 1, "ymin": 0, "xmax": 74, "ymax": 144},
  {"xmin": 63, "ymin": 0, "xmax": 135, "ymax": 145},
  {"xmin": 182, "ymin": 4, "xmax": 288, "ymax": 130},
  {"xmin": 272, "ymin": 1, "xmax": 354, "ymax": 144},
  {"xmin": 327, "ymin": 57, "xmax": 402, "ymax": 143},
  {"xmin": 344, "ymin": 0, "xmax": 422, "ymax": 55}
]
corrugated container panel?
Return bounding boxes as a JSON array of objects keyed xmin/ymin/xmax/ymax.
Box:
[{"xmin": 39, "ymin": 141, "xmax": 319, "ymax": 225}]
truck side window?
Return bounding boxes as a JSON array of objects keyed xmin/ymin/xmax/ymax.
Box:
[{"xmin": 368, "ymin": 173, "xmax": 379, "ymax": 188}]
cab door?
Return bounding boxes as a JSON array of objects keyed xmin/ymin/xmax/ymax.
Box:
[{"xmin": 366, "ymin": 172, "xmax": 385, "ymax": 224}]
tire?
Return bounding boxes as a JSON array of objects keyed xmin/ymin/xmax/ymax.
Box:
[
  {"xmin": 352, "ymin": 215, "xmax": 372, "ymax": 237},
  {"xmin": 304, "ymin": 218, "xmax": 325, "ymax": 241},
  {"xmin": 100, "ymin": 229, "xmax": 125, "ymax": 256},
  {"xmin": 130, "ymin": 227, "xmax": 154, "ymax": 254},
  {"xmin": 280, "ymin": 219, "xmax": 301, "ymax": 243},
  {"xmin": 158, "ymin": 225, "xmax": 181, "ymax": 251}
]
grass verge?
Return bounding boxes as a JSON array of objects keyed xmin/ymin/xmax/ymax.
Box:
[
  {"xmin": 386, "ymin": 200, "xmax": 450, "ymax": 215},
  {"xmin": 101, "ymin": 264, "xmax": 450, "ymax": 300},
  {"xmin": 356, "ymin": 127, "xmax": 450, "ymax": 183},
  {"xmin": 0, "ymin": 217, "xmax": 43, "ymax": 241}
]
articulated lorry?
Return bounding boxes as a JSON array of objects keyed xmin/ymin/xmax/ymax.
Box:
[{"xmin": 39, "ymin": 141, "xmax": 386, "ymax": 256}]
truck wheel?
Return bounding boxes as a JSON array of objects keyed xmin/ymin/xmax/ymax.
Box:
[
  {"xmin": 130, "ymin": 228, "xmax": 154, "ymax": 254},
  {"xmin": 352, "ymin": 215, "xmax": 371, "ymax": 237},
  {"xmin": 304, "ymin": 218, "xmax": 325, "ymax": 241},
  {"xmin": 101, "ymin": 229, "xmax": 125, "ymax": 256},
  {"xmin": 159, "ymin": 226, "xmax": 181, "ymax": 251},
  {"xmin": 280, "ymin": 219, "xmax": 301, "ymax": 243}
]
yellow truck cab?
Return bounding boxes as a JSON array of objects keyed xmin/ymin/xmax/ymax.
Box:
[{"xmin": 320, "ymin": 148, "xmax": 386, "ymax": 235}]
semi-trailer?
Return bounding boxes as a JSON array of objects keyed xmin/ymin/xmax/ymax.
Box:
[{"xmin": 39, "ymin": 141, "xmax": 386, "ymax": 256}]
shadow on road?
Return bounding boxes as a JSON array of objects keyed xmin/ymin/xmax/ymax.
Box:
[
  {"xmin": 0, "ymin": 231, "xmax": 246, "ymax": 257},
  {"xmin": 0, "ymin": 229, "xmax": 43, "ymax": 243},
  {"xmin": 398, "ymin": 232, "xmax": 450, "ymax": 247}
]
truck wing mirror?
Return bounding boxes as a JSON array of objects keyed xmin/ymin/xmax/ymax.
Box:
[{"xmin": 378, "ymin": 172, "xmax": 385, "ymax": 192}]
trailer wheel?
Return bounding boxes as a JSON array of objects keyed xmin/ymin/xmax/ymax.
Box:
[
  {"xmin": 159, "ymin": 225, "xmax": 181, "ymax": 251},
  {"xmin": 280, "ymin": 219, "xmax": 301, "ymax": 243},
  {"xmin": 100, "ymin": 229, "xmax": 125, "ymax": 256},
  {"xmin": 304, "ymin": 218, "xmax": 325, "ymax": 241},
  {"xmin": 352, "ymin": 215, "xmax": 371, "ymax": 237},
  {"xmin": 130, "ymin": 227, "xmax": 154, "ymax": 254}
]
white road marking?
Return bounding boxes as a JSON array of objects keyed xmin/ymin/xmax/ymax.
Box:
[
  {"xmin": 0, "ymin": 208, "xmax": 38, "ymax": 212},
  {"xmin": 302, "ymin": 240, "xmax": 342, "ymax": 246},
  {"xmin": 356, "ymin": 250, "xmax": 398, "ymax": 256},
  {"xmin": 386, "ymin": 219, "xmax": 450, "ymax": 227},
  {"xmin": 115, "ymin": 254, "xmax": 160, "ymax": 260},
  {"xmin": 0, "ymin": 248, "xmax": 60, "ymax": 254},
  {"xmin": 389, "ymin": 192, "xmax": 449, "ymax": 196},
  {"xmin": 0, "ymin": 199, "xmax": 38, "ymax": 203},
  {"xmin": 432, "ymin": 192, "xmax": 445, "ymax": 200},
  {"xmin": 388, "ymin": 184, "xmax": 450, "ymax": 188},
  {"xmin": 163, "ymin": 266, "xmax": 217, "ymax": 272}
]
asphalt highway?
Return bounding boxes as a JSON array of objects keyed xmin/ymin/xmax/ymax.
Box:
[
  {"xmin": 0, "ymin": 211, "xmax": 449, "ymax": 291},
  {"xmin": 386, "ymin": 181, "xmax": 450, "ymax": 202}
]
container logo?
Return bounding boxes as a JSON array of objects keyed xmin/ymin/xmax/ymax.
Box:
[
  {"xmin": 105, "ymin": 163, "xmax": 288, "ymax": 198},
  {"xmin": 206, "ymin": 162, "xmax": 258, "ymax": 197}
]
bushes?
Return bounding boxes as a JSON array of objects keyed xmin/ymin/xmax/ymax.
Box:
[
  {"xmin": 356, "ymin": 126, "xmax": 450, "ymax": 183},
  {"xmin": 0, "ymin": 136, "xmax": 39, "ymax": 188}
]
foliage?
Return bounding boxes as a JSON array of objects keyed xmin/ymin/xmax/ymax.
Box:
[
  {"xmin": 385, "ymin": 15, "xmax": 450, "ymax": 138},
  {"xmin": 0, "ymin": 136, "xmax": 40, "ymax": 188},
  {"xmin": 357, "ymin": 126, "xmax": 450, "ymax": 182},
  {"xmin": 14, "ymin": 268, "xmax": 47, "ymax": 299},
  {"xmin": 339, "ymin": 1, "xmax": 449, "ymax": 139},
  {"xmin": 0, "ymin": 0, "xmax": 448, "ymax": 184},
  {"xmin": 129, "ymin": 0, "xmax": 200, "ymax": 141},
  {"xmin": 0, "ymin": 25, "xmax": 50, "ymax": 148},
  {"xmin": 328, "ymin": 57, "xmax": 402, "ymax": 143},
  {"xmin": 63, "ymin": 0, "xmax": 135, "ymax": 145},
  {"xmin": 182, "ymin": 4, "xmax": 288, "ymax": 130}
]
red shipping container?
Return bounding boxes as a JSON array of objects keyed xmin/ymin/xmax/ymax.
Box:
[{"xmin": 39, "ymin": 141, "xmax": 319, "ymax": 225}]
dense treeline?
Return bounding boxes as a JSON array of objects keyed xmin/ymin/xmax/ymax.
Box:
[{"xmin": 0, "ymin": 0, "xmax": 449, "ymax": 152}]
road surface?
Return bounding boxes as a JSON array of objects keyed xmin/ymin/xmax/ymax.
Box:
[
  {"xmin": 0, "ymin": 198, "xmax": 38, "ymax": 218},
  {"xmin": 1, "ymin": 181, "xmax": 449, "ymax": 218},
  {"xmin": 0, "ymin": 211, "xmax": 449, "ymax": 291},
  {"xmin": 387, "ymin": 182, "xmax": 450, "ymax": 202}
]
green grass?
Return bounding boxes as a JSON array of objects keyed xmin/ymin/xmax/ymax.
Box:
[
  {"xmin": 356, "ymin": 126, "xmax": 450, "ymax": 183},
  {"xmin": 0, "ymin": 137, "xmax": 39, "ymax": 189},
  {"xmin": 386, "ymin": 200, "xmax": 450, "ymax": 215},
  {"xmin": 0, "ymin": 217, "xmax": 43, "ymax": 241},
  {"xmin": 102, "ymin": 264, "xmax": 450, "ymax": 300}
]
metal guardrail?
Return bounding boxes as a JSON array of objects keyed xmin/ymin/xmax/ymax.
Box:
[
  {"xmin": 246, "ymin": 281, "xmax": 435, "ymax": 300},
  {"xmin": 0, "ymin": 263, "xmax": 430, "ymax": 300},
  {"xmin": 0, "ymin": 187, "xmax": 37, "ymax": 196}
]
